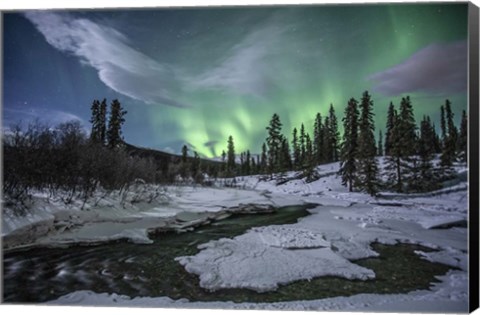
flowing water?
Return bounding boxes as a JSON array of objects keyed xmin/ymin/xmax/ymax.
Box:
[{"xmin": 3, "ymin": 204, "xmax": 452, "ymax": 304}]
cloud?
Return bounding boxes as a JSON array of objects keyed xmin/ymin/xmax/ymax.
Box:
[
  {"xmin": 188, "ymin": 24, "xmax": 286, "ymax": 98},
  {"xmin": 3, "ymin": 107, "xmax": 88, "ymax": 131},
  {"xmin": 204, "ymin": 140, "xmax": 218, "ymax": 147},
  {"xmin": 203, "ymin": 140, "xmax": 219, "ymax": 157},
  {"xmin": 368, "ymin": 40, "xmax": 467, "ymax": 97},
  {"xmin": 24, "ymin": 11, "xmax": 189, "ymax": 108}
]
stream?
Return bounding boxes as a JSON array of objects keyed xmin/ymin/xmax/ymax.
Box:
[{"xmin": 3, "ymin": 204, "xmax": 452, "ymax": 304}]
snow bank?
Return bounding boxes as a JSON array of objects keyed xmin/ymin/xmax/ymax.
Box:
[
  {"xmin": 2, "ymin": 186, "xmax": 274, "ymax": 249},
  {"xmin": 254, "ymin": 226, "xmax": 330, "ymax": 249},
  {"xmin": 5, "ymin": 158, "xmax": 469, "ymax": 312},
  {"xmin": 47, "ymin": 269, "xmax": 468, "ymax": 313},
  {"xmin": 415, "ymin": 248, "xmax": 468, "ymax": 270},
  {"xmin": 177, "ymin": 181, "xmax": 468, "ymax": 292},
  {"xmin": 176, "ymin": 225, "xmax": 375, "ymax": 292}
]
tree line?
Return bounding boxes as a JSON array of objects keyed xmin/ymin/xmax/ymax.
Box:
[
  {"xmin": 218, "ymin": 91, "xmax": 467, "ymax": 196},
  {"xmin": 3, "ymin": 99, "xmax": 157, "ymax": 211},
  {"xmin": 4, "ymin": 93, "xmax": 468, "ymax": 211},
  {"xmin": 214, "ymin": 104, "xmax": 342, "ymax": 180}
]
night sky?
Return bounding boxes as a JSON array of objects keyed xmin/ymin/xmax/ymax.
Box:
[{"xmin": 3, "ymin": 3, "xmax": 468, "ymax": 157}]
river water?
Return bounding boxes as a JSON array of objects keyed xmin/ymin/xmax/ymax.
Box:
[{"xmin": 3, "ymin": 204, "xmax": 452, "ymax": 304}]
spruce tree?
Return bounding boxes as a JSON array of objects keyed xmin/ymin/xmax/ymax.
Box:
[
  {"xmin": 322, "ymin": 116, "xmax": 332, "ymax": 163},
  {"xmin": 412, "ymin": 116, "xmax": 438, "ymax": 192},
  {"xmin": 266, "ymin": 114, "xmax": 283, "ymax": 173},
  {"xmin": 384, "ymin": 102, "xmax": 395, "ymax": 156},
  {"xmin": 328, "ymin": 104, "xmax": 340, "ymax": 162},
  {"xmin": 432, "ymin": 122, "xmax": 442, "ymax": 153},
  {"xmin": 279, "ymin": 136, "xmax": 292, "ymax": 171},
  {"xmin": 458, "ymin": 110, "xmax": 468, "ymax": 162},
  {"xmin": 440, "ymin": 105, "xmax": 447, "ymax": 143},
  {"xmin": 89, "ymin": 99, "xmax": 101, "ymax": 143},
  {"xmin": 106, "ymin": 99, "xmax": 127, "ymax": 149},
  {"xmin": 385, "ymin": 110, "xmax": 401, "ymax": 191},
  {"xmin": 385, "ymin": 96, "xmax": 416, "ymax": 192},
  {"xmin": 245, "ymin": 150, "xmax": 251, "ymax": 175},
  {"xmin": 260, "ymin": 142, "xmax": 268, "ymax": 174},
  {"xmin": 356, "ymin": 91, "xmax": 379, "ymax": 196},
  {"xmin": 440, "ymin": 100, "xmax": 458, "ymax": 167},
  {"xmin": 300, "ymin": 123, "xmax": 306, "ymax": 166},
  {"xmin": 339, "ymin": 98, "xmax": 359, "ymax": 192},
  {"xmin": 378, "ymin": 130, "xmax": 383, "ymax": 156},
  {"xmin": 303, "ymin": 133, "xmax": 315, "ymax": 180},
  {"xmin": 99, "ymin": 99, "xmax": 107, "ymax": 144},
  {"xmin": 227, "ymin": 136, "xmax": 236, "ymax": 176},
  {"xmin": 313, "ymin": 113, "xmax": 324, "ymax": 164},
  {"xmin": 251, "ymin": 157, "xmax": 257, "ymax": 175},
  {"xmin": 305, "ymin": 133, "xmax": 313, "ymax": 167},
  {"xmin": 221, "ymin": 150, "xmax": 226, "ymax": 171},
  {"xmin": 292, "ymin": 127, "xmax": 301, "ymax": 169},
  {"xmin": 446, "ymin": 100, "xmax": 458, "ymax": 145},
  {"xmin": 182, "ymin": 145, "xmax": 189, "ymax": 163}
]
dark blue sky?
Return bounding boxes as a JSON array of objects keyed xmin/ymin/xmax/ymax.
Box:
[{"xmin": 2, "ymin": 4, "xmax": 468, "ymax": 157}]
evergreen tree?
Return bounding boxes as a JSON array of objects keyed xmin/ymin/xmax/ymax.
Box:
[
  {"xmin": 378, "ymin": 130, "xmax": 383, "ymax": 156},
  {"xmin": 440, "ymin": 100, "xmax": 458, "ymax": 167},
  {"xmin": 279, "ymin": 136, "xmax": 292, "ymax": 171},
  {"xmin": 106, "ymin": 99, "xmax": 127, "ymax": 149},
  {"xmin": 305, "ymin": 133, "xmax": 313, "ymax": 167},
  {"xmin": 425, "ymin": 117, "xmax": 438, "ymax": 149},
  {"xmin": 458, "ymin": 110, "xmax": 468, "ymax": 162},
  {"xmin": 226, "ymin": 135, "xmax": 236, "ymax": 176},
  {"xmin": 251, "ymin": 157, "xmax": 257, "ymax": 175},
  {"xmin": 90, "ymin": 99, "xmax": 107, "ymax": 145},
  {"xmin": 328, "ymin": 104, "xmax": 340, "ymax": 162},
  {"xmin": 245, "ymin": 150, "xmax": 251, "ymax": 175},
  {"xmin": 300, "ymin": 123, "xmax": 306, "ymax": 166},
  {"xmin": 313, "ymin": 113, "xmax": 324, "ymax": 164},
  {"xmin": 384, "ymin": 102, "xmax": 396, "ymax": 156},
  {"xmin": 440, "ymin": 105, "xmax": 447, "ymax": 143},
  {"xmin": 292, "ymin": 127, "xmax": 301, "ymax": 169},
  {"xmin": 356, "ymin": 91, "xmax": 379, "ymax": 196},
  {"xmin": 432, "ymin": 122, "xmax": 442, "ymax": 153},
  {"xmin": 260, "ymin": 142, "xmax": 268, "ymax": 174},
  {"xmin": 339, "ymin": 98, "xmax": 359, "ymax": 192},
  {"xmin": 322, "ymin": 116, "xmax": 332, "ymax": 163},
  {"xmin": 266, "ymin": 114, "xmax": 283, "ymax": 173},
  {"xmin": 99, "ymin": 99, "xmax": 107, "ymax": 144},
  {"xmin": 89, "ymin": 99, "xmax": 101, "ymax": 143},
  {"xmin": 303, "ymin": 133, "xmax": 316, "ymax": 181},
  {"xmin": 385, "ymin": 96, "xmax": 416, "ymax": 192},
  {"xmin": 411, "ymin": 115, "xmax": 438, "ymax": 192},
  {"xmin": 181, "ymin": 145, "xmax": 189, "ymax": 164},
  {"xmin": 446, "ymin": 100, "xmax": 458, "ymax": 145}
]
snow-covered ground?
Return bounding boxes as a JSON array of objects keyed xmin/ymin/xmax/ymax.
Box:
[
  {"xmin": 46, "ymin": 270, "xmax": 468, "ymax": 312},
  {"xmin": 2, "ymin": 160, "xmax": 470, "ymax": 312},
  {"xmin": 2, "ymin": 184, "xmax": 276, "ymax": 248}
]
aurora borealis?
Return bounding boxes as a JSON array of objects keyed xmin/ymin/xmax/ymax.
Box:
[{"xmin": 3, "ymin": 3, "xmax": 468, "ymax": 157}]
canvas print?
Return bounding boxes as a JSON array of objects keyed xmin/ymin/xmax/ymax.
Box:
[{"xmin": 1, "ymin": 2, "xmax": 477, "ymax": 313}]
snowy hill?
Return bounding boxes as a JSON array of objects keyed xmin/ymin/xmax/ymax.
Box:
[{"xmin": 1, "ymin": 157, "xmax": 469, "ymax": 312}]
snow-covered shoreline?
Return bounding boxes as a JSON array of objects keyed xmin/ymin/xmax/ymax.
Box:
[
  {"xmin": 46, "ymin": 269, "xmax": 468, "ymax": 312},
  {"xmin": 2, "ymin": 185, "xmax": 286, "ymax": 250},
  {"xmin": 2, "ymin": 161, "xmax": 470, "ymax": 312}
]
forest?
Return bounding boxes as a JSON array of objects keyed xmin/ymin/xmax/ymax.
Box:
[{"xmin": 3, "ymin": 91, "xmax": 468, "ymax": 212}]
